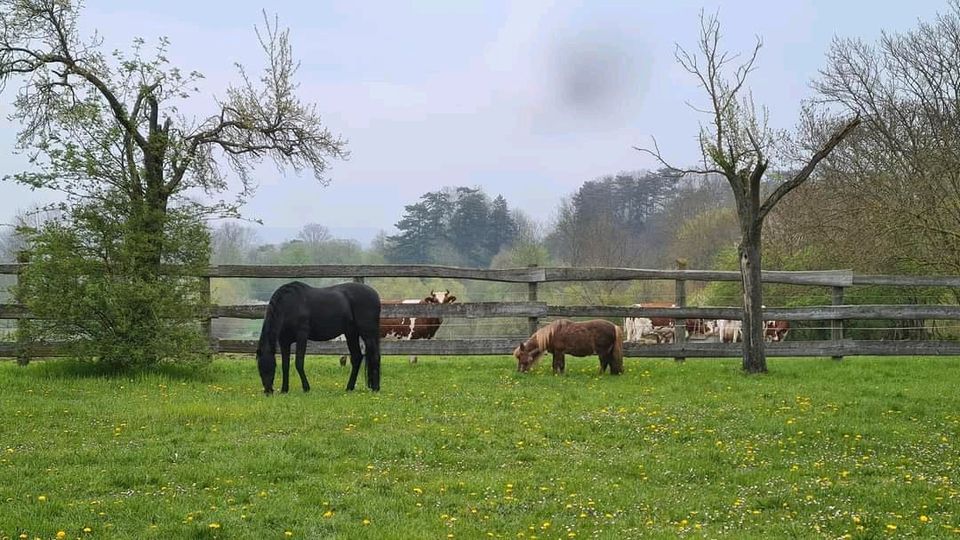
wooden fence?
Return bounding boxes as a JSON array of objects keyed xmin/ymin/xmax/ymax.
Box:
[{"xmin": 3, "ymin": 263, "xmax": 960, "ymax": 360}]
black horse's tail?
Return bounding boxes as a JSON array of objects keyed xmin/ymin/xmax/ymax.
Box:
[
  {"xmin": 350, "ymin": 284, "xmax": 381, "ymax": 391},
  {"xmin": 365, "ymin": 334, "xmax": 381, "ymax": 391}
]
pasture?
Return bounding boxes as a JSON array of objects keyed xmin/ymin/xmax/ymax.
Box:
[{"xmin": 1, "ymin": 356, "xmax": 958, "ymax": 539}]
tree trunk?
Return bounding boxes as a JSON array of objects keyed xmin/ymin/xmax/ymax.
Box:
[
  {"xmin": 133, "ymin": 146, "xmax": 169, "ymax": 276},
  {"xmin": 739, "ymin": 225, "xmax": 767, "ymax": 373}
]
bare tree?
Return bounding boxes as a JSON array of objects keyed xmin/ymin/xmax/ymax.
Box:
[
  {"xmin": 0, "ymin": 1, "xmax": 347, "ymax": 274},
  {"xmin": 639, "ymin": 12, "xmax": 859, "ymax": 373},
  {"xmin": 298, "ymin": 223, "xmax": 334, "ymax": 245},
  {"xmin": 810, "ymin": 1, "xmax": 960, "ymax": 275},
  {"xmin": 211, "ymin": 222, "xmax": 259, "ymax": 264}
]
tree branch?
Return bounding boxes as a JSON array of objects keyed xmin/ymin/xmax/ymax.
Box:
[{"xmin": 758, "ymin": 115, "xmax": 861, "ymax": 221}]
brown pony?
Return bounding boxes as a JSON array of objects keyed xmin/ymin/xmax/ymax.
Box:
[{"xmin": 513, "ymin": 319, "xmax": 623, "ymax": 375}]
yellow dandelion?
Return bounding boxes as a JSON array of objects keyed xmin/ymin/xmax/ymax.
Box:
[
  {"xmin": 285, "ymin": 531, "xmax": 293, "ymax": 538},
  {"xmin": 56, "ymin": 532, "xmax": 66, "ymax": 540},
  {"xmin": 541, "ymin": 521, "xmax": 551, "ymax": 529},
  {"xmin": 362, "ymin": 518, "xmax": 371, "ymax": 526},
  {"xmin": 323, "ymin": 510, "xmax": 334, "ymax": 518},
  {"xmin": 20, "ymin": 534, "xmax": 28, "ymax": 540},
  {"xmin": 886, "ymin": 524, "xmax": 897, "ymax": 531},
  {"xmin": 413, "ymin": 487, "xmax": 423, "ymax": 494},
  {"xmin": 920, "ymin": 515, "xmax": 930, "ymax": 523},
  {"xmin": 37, "ymin": 495, "xmax": 47, "ymax": 502},
  {"xmin": 853, "ymin": 515, "xmax": 861, "ymax": 524},
  {"xmin": 208, "ymin": 523, "xmax": 221, "ymax": 529},
  {"xmin": 83, "ymin": 527, "xmax": 92, "ymax": 533}
]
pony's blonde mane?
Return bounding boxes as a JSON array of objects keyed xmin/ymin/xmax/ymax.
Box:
[
  {"xmin": 529, "ymin": 319, "xmax": 573, "ymax": 353},
  {"xmin": 531, "ymin": 320, "xmax": 560, "ymax": 351}
]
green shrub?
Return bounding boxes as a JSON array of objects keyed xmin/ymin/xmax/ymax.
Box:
[{"xmin": 16, "ymin": 200, "xmax": 211, "ymax": 370}]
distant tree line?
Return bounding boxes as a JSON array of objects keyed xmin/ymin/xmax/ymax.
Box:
[{"xmin": 376, "ymin": 187, "xmax": 517, "ymax": 268}]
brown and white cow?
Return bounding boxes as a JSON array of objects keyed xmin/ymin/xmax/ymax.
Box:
[
  {"xmin": 380, "ymin": 290, "xmax": 457, "ymax": 340},
  {"xmin": 624, "ymin": 302, "xmax": 677, "ymax": 343},
  {"xmin": 764, "ymin": 320, "xmax": 790, "ymax": 342},
  {"xmin": 380, "ymin": 290, "xmax": 457, "ymax": 363}
]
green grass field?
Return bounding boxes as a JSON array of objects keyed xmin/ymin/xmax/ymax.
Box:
[{"xmin": 1, "ymin": 355, "xmax": 958, "ymax": 539}]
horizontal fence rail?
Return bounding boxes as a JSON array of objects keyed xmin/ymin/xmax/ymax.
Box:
[
  {"xmin": 0, "ymin": 264, "xmax": 856, "ymax": 285},
  {"xmin": 209, "ymin": 303, "xmax": 960, "ymax": 321},
  {"xmin": 9, "ymin": 340, "xmax": 960, "ymax": 358}
]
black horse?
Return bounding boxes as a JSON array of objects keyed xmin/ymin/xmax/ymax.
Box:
[{"xmin": 256, "ymin": 281, "xmax": 381, "ymax": 394}]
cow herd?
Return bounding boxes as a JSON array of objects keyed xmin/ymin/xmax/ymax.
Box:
[
  {"xmin": 623, "ymin": 303, "xmax": 790, "ymax": 344},
  {"xmin": 372, "ymin": 295, "xmax": 789, "ymax": 347}
]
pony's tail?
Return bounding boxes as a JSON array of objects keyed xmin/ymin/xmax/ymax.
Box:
[{"xmin": 611, "ymin": 324, "xmax": 624, "ymax": 375}]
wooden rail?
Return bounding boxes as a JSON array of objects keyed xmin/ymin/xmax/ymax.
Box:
[
  {"xmin": 9, "ymin": 339, "xmax": 960, "ymax": 358},
  {"xmin": 208, "ymin": 303, "xmax": 960, "ymax": 321}
]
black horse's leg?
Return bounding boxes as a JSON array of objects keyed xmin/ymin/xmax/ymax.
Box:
[
  {"xmin": 345, "ymin": 332, "xmax": 363, "ymax": 391},
  {"xmin": 280, "ymin": 341, "xmax": 292, "ymax": 393},
  {"xmin": 362, "ymin": 333, "xmax": 381, "ymax": 391},
  {"xmin": 295, "ymin": 333, "xmax": 310, "ymax": 392}
]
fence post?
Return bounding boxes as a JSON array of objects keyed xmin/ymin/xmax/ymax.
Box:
[
  {"xmin": 15, "ymin": 251, "xmax": 30, "ymax": 366},
  {"xmin": 831, "ymin": 286, "xmax": 844, "ymax": 361},
  {"xmin": 201, "ymin": 273, "xmax": 214, "ymax": 358},
  {"xmin": 674, "ymin": 259, "xmax": 687, "ymax": 362},
  {"xmin": 527, "ymin": 264, "xmax": 539, "ymax": 336}
]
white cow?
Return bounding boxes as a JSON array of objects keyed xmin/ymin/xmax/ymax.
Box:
[
  {"xmin": 624, "ymin": 316, "xmax": 656, "ymax": 343},
  {"xmin": 716, "ymin": 320, "xmax": 743, "ymax": 343}
]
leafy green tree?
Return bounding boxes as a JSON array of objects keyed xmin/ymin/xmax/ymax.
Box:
[
  {"xmin": 485, "ymin": 195, "xmax": 517, "ymax": 260},
  {"xmin": 385, "ymin": 200, "xmax": 434, "ymax": 264},
  {"xmin": 448, "ymin": 187, "xmax": 492, "ymax": 267},
  {"xmin": 0, "ymin": 1, "xmax": 346, "ymax": 367},
  {"xmin": 385, "ymin": 187, "xmax": 517, "ymax": 267}
]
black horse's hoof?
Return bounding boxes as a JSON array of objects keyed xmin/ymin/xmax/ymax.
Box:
[
  {"xmin": 263, "ymin": 389, "xmax": 274, "ymax": 396},
  {"xmin": 302, "ymin": 386, "xmax": 311, "ymax": 393}
]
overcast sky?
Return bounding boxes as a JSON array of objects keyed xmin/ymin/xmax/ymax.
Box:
[{"xmin": 0, "ymin": 0, "xmax": 948, "ymax": 244}]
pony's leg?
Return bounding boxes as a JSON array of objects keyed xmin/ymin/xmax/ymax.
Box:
[
  {"xmin": 599, "ymin": 353, "xmax": 610, "ymax": 374},
  {"xmin": 553, "ymin": 352, "xmax": 565, "ymax": 374},
  {"xmin": 295, "ymin": 335, "xmax": 310, "ymax": 392},
  {"xmin": 345, "ymin": 333, "xmax": 363, "ymax": 391},
  {"xmin": 279, "ymin": 341, "xmax": 292, "ymax": 394}
]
